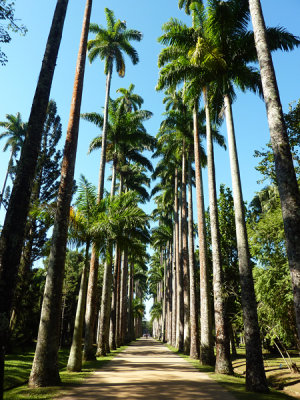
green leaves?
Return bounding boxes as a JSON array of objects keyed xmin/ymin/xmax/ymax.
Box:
[{"xmin": 88, "ymin": 8, "xmax": 142, "ymax": 76}]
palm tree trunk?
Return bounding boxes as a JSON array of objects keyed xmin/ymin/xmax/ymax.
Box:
[
  {"xmin": 167, "ymin": 244, "xmax": 173, "ymax": 343},
  {"xmin": 97, "ymin": 246, "xmax": 113, "ymax": 356},
  {"xmin": 224, "ymin": 93, "xmax": 268, "ymax": 392},
  {"xmin": 67, "ymin": 241, "xmax": 90, "ymax": 372},
  {"xmin": 0, "ymin": 0, "xmax": 69, "ymax": 394},
  {"xmin": 84, "ymin": 248, "xmax": 99, "ymax": 360},
  {"xmin": 193, "ymin": 100, "xmax": 214, "ymax": 365},
  {"xmin": 109, "ymin": 245, "xmax": 120, "ymax": 351},
  {"xmin": 84, "ymin": 64, "xmax": 113, "ymax": 359},
  {"xmin": 182, "ymin": 142, "xmax": 190, "ymax": 354},
  {"xmin": 249, "ymin": 0, "xmax": 300, "ymax": 345},
  {"xmin": 98, "ymin": 65, "xmax": 113, "ymax": 200},
  {"xmin": 127, "ymin": 262, "xmax": 135, "ymax": 342},
  {"xmin": 172, "ymin": 225, "xmax": 177, "ymax": 347},
  {"xmin": 119, "ymin": 249, "xmax": 128, "ymax": 345},
  {"xmin": 115, "ymin": 250, "xmax": 122, "ymax": 347},
  {"xmin": 28, "ymin": 0, "xmax": 92, "ymax": 388},
  {"xmin": 162, "ymin": 250, "xmax": 167, "ymax": 342},
  {"xmin": 175, "ymin": 169, "xmax": 184, "ymax": 351},
  {"xmin": 204, "ymin": 90, "xmax": 232, "ymax": 374},
  {"xmin": 188, "ymin": 155, "xmax": 199, "ymax": 359}
]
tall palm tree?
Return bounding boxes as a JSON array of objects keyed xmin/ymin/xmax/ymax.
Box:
[
  {"xmin": 206, "ymin": 0, "xmax": 299, "ymax": 390},
  {"xmin": 96, "ymin": 191, "xmax": 150, "ymax": 355},
  {"xmin": 67, "ymin": 176, "xmax": 100, "ymax": 372},
  {"xmin": 87, "ymin": 8, "xmax": 142, "ymax": 200},
  {"xmin": 156, "ymin": 13, "xmax": 223, "ymax": 365},
  {"xmin": 84, "ymin": 14, "xmax": 142, "ymax": 358},
  {"xmin": 29, "ymin": 0, "xmax": 93, "ymax": 387},
  {"xmin": 115, "ymin": 83, "xmax": 144, "ymax": 112},
  {"xmin": 0, "ymin": 0, "xmax": 69, "ymax": 395},
  {"xmin": 0, "ymin": 113, "xmax": 26, "ymax": 210},
  {"xmin": 248, "ymin": 0, "xmax": 300, "ymax": 342}
]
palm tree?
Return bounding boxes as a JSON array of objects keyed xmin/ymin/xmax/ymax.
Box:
[
  {"xmin": 67, "ymin": 176, "xmax": 100, "ymax": 372},
  {"xmin": 115, "ymin": 83, "xmax": 144, "ymax": 112},
  {"xmin": 87, "ymin": 8, "xmax": 142, "ymax": 200},
  {"xmin": 83, "ymin": 98, "xmax": 153, "ymax": 357},
  {"xmin": 206, "ymin": 0, "xmax": 299, "ymax": 389},
  {"xmin": 85, "ymin": 15, "xmax": 142, "ymax": 356},
  {"xmin": 95, "ymin": 191, "xmax": 150, "ymax": 355},
  {"xmin": 0, "ymin": 113, "xmax": 26, "ymax": 210},
  {"xmin": 178, "ymin": 0, "xmax": 203, "ymax": 15},
  {"xmin": 29, "ymin": 0, "xmax": 93, "ymax": 387},
  {"xmin": 156, "ymin": 14, "xmax": 222, "ymax": 365},
  {"xmin": 248, "ymin": 0, "xmax": 300, "ymax": 342},
  {"xmin": 0, "ymin": 0, "xmax": 69, "ymax": 395}
]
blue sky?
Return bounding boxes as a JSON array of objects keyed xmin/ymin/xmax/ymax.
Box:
[{"xmin": 0, "ymin": 1, "xmax": 299, "ymax": 316}]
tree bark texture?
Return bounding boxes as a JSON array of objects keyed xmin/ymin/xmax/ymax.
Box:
[
  {"xmin": 224, "ymin": 93, "xmax": 268, "ymax": 392},
  {"xmin": 119, "ymin": 250, "xmax": 128, "ymax": 345},
  {"xmin": 172, "ymin": 225, "xmax": 177, "ymax": 347},
  {"xmin": 97, "ymin": 248, "xmax": 113, "ymax": 356},
  {"xmin": 28, "ymin": 0, "xmax": 92, "ymax": 387},
  {"xmin": 0, "ymin": 0, "xmax": 69, "ymax": 394},
  {"xmin": 67, "ymin": 241, "xmax": 90, "ymax": 372},
  {"xmin": 193, "ymin": 102, "xmax": 214, "ymax": 365},
  {"xmin": 188, "ymin": 157, "xmax": 200, "ymax": 359},
  {"xmin": 127, "ymin": 262, "xmax": 135, "ymax": 342},
  {"xmin": 84, "ymin": 247, "xmax": 99, "ymax": 360},
  {"xmin": 249, "ymin": 0, "xmax": 300, "ymax": 347},
  {"xmin": 182, "ymin": 144, "xmax": 190, "ymax": 354},
  {"xmin": 204, "ymin": 91, "xmax": 232, "ymax": 374},
  {"xmin": 175, "ymin": 169, "xmax": 184, "ymax": 351},
  {"xmin": 84, "ymin": 64, "xmax": 113, "ymax": 359}
]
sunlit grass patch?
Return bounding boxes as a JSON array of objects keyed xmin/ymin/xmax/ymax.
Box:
[{"xmin": 4, "ymin": 345, "xmax": 127, "ymax": 400}]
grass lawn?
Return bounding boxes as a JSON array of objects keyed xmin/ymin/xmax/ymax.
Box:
[
  {"xmin": 166, "ymin": 344, "xmax": 297, "ymax": 400},
  {"xmin": 4, "ymin": 346, "xmax": 127, "ymax": 400}
]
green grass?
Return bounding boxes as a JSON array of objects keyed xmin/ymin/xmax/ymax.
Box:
[
  {"xmin": 4, "ymin": 346, "xmax": 127, "ymax": 400},
  {"xmin": 165, "ymin": 344, "xmax": 295, "ymax": 400}
]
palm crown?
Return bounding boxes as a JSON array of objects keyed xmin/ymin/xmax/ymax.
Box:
[{"xmin": 87, "ymin": 8, "xmax": 142, "ymax": 77}]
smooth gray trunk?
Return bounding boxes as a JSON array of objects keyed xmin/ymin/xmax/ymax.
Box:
[
  {"xmin": 193, "ymin": 102, "xmax": 214, "ymax": 365},
  {"xmin": 172, "ymin": 225, "xmax": 177, "ymax": 347},
  {"xmin": 182, "ymin": 144, "xmax": 190, "ymax": 354},
  {"xmin": 175, "ymin": 169, "xmax": 184, "ymax": 351},
  {"xmin": 188, "ymin": 156, "xmax": 199, "ymax": 359},
  {"xmin": 96, "ymin": 247, "xmax": 113, "ymax": 356},
  {"xmin": 119, "ymin": 250, "xmax": 128, "ymax": 345},
  {"xmin": 67, "ymin": 241, "xmax": 90, "ymax": 371},
  {"xmin": 84, "ymin": 64, "xmax": 113, "ymax": 359},
  {"xmin": 205, "ymin": 91, "xmax": 232, "ymax": 374},
  {"xmin": 249, "ymin": 0, "xmax": 300, "ymax": 352},
  {"xmin": 224, "ymin": 93, "xmax": 268, "ymax": 392}
]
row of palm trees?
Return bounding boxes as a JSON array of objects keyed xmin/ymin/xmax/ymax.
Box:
[
  {"xmin": 0, "ymin": 0, "xmax": 299, "ymax": 398},
  {"xmin": 148, "ymin": 0, "xmax": 300, "ymax": 393}
]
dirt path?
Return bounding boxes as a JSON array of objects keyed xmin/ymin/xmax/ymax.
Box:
[{"xmin": 58, "ymin": 338, "xmax": 236, "ymax": 400}]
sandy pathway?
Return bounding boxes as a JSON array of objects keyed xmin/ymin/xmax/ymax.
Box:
[{"xmin": 59, "ymin": 338, "xmax": 236, "ymax": 399}]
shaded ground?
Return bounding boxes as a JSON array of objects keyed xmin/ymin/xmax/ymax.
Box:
[
  {"xmin": 233, "ymin": 352, "xmax": 300, "ymax": 398},
  {"xmin": 58, "ymin": 338, "xmax": 236, "ymax": 400}
]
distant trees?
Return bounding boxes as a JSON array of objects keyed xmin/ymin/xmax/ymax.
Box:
[
  {"xmin": 0, "ymin": 112, "xmax": 26, "ymax": 209},
  {"xmin": 0, "ymin": 0, "xmax": 27, "ymax": 65}
]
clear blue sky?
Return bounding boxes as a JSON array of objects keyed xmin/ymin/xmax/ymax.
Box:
[{"xmin": 0, "ymin": 1, "xmax": 299, "ymax": 317}]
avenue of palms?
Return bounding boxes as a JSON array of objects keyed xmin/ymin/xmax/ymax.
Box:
[{"xmin": 0, "ymin": 1, "xmax": 300, "ymax": 399}]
